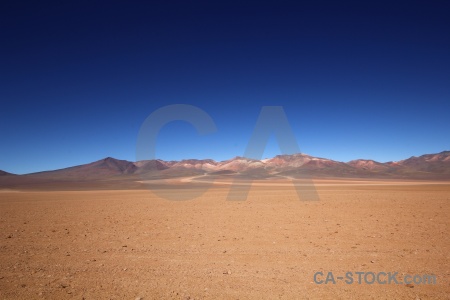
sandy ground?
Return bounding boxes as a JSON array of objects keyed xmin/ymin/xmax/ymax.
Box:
[{"xmin": 0, "ymin": 180, "xmax": 449, "ymax": 299}]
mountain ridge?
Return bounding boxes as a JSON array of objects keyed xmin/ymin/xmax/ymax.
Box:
[
  {"xmin": 1, "ymin": 151, "xmax": 449, "ymax": 181},
  {"xmin": 0, "ymin": 170, "xmax": 15, "ymax": 176}
]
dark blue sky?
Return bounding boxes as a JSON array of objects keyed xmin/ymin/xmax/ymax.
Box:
[{"xmin": 1, "ymin": 0, "xmax": 449, "ymax": 174}]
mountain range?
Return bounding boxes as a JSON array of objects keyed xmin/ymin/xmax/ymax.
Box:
[{"xmin": 0, "ymin": 151, "xmax": 449, "ymax": 190}]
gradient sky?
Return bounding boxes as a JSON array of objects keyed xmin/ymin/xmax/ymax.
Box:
[{"xmin": 1, "ymin": 1, "xmax": 449, "ymax": 174}]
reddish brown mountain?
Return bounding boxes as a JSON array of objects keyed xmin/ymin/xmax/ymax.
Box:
[
  {"xmin": 1, "ymin": 151, "xmax": 449, "ymax": 190},
  {"xmin": 171, "ymin": 159, "xmax": 218, "ymax": 171},
  {"xmin": 28, "ymin": 157, "xmax": 137, "ymax": 180},
  {"xmin": 133, "ymin": 160, "xmax": 169, "ymax": 173},
  {"xmin": 398, "ymin": 151, "xmax": 450, "ymax": 167},
  {"xmin": 347, "ymin": 159, "xmax": 390, "ymax": 171},
  {"xmin": 389, "ymin": 151, "xmax": 450, "ymax": 178},
  {"xmin": 0, "ymin": 170, "xmax": 15, "ymax": 176}
]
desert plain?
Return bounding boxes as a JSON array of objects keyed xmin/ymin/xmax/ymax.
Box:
[{"xmin": 0, "ymin": 179, "xmax": 449, "ymax": 299}]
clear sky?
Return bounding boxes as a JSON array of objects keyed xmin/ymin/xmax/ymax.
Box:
[{"xmin": 1, "ymin": 0, "xmax": 449, "ymax": 174}]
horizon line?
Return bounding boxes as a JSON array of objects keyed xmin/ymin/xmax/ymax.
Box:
[{"xmin": 6, "ymin": 150, "xmax": 449, "ymax": 176}]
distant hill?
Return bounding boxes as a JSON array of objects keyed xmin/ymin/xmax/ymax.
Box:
[
  {"xmin": 1, "ymin": 151, "xmax": 449, "ymax": 190},
  {"xmin": 0, "ymin": 170, "xmax": 15, "ymax": 176},
  {"xmin": 27, "ymin": 157, "xmax": 137, "ymax": 180},
  {"xmin": 387, "ymin": 151, "xmax": 450, "ymax": 179}
]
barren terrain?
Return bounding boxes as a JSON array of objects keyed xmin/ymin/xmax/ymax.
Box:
[{"xmin": 0, "ymin": 179, "xmax": 449, "ymax": 299}]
